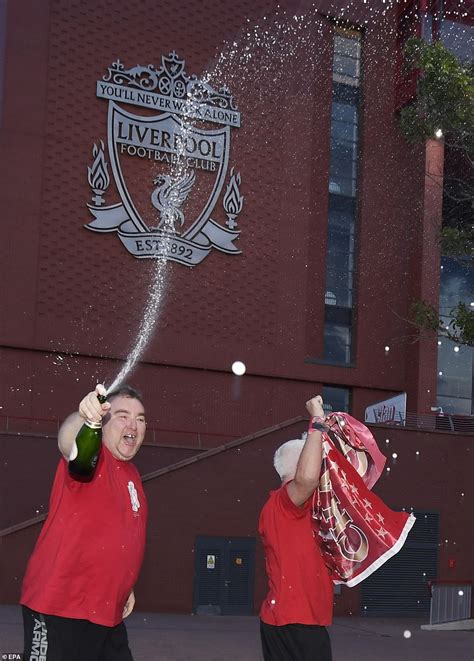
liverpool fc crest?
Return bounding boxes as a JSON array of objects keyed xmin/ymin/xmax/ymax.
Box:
[{"xmin": 85, "ymin": 52, "xmax": 244, "ymax": 266}]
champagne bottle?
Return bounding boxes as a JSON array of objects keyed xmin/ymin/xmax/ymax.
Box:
[{"xmin": 68, "ymin": 386, "xmax": 107, "ymax": 482}]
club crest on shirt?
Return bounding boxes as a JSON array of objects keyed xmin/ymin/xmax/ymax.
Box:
[{"xmin": 127, "ymin": 481, "xmax": 140, "ymax": 513}]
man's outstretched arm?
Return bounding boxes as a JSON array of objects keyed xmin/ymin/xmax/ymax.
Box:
[{"xmin": 287, "ymin": 395, "xmax": 326, "ymax": 507}]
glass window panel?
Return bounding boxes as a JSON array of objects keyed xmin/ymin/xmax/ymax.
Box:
[
  {"xmin": 437, "ymin": 369, "xmax": 472, "ymax": 400},
  {"xmin": 332, "ymin": 102, "xmax": 358, "ymax": 124},
  {"xmin": 324, "ymin": 279, "xmax": 353, "ymax": 308},
  {"xmin": 327, "ymin": 251, "xmax": 353, "ymax": 273},
  {"xmin": 328, "ymin": 221, "xmax": 354, "ymax": 241},
  {"xmin": 325, "ymin": 291, "xmax": 337, "ymax": 306},
  {"xmin": 328, "ymin": 202, "xmax": 355, "ymax": 246},
  {"xmin": 440, "ymin": 20, "xmax": 474, "ymax": 64},
  {"xmin": 330, "ymin": 136, "xmax": 358, "ymax": 158},
  {"xmin": 322, "ymin": 385, "xmax": 351, "ymax": 413},
  {"xmin": 324, "ymin": 290, "xmax": 352, "ymax": 309},
  {"xmin": 329, "ymin": 158, "xmax": 357, "ymax": 182},
  {"xmin": 436, "ymin": 395, "xmax": 472, "ymax": 416},
  {"xmin": 325, "ymin": 305, "xmax": 352, "ymax": 325},
  {"xmin": 330, "ymin": 153, "xmax": 357, "ymax": 179},
  {"xmin": 437, "ymin": 340, "xmax": 472, "ymax": 399},
  {"xmin": 329, "ymin": 193, "xmax": 356, "ymax": 219},
  {"xmin": 328, "ymin": 175, "xmax": 356, "ymax": 197},
  {"xmin": 334, "ymin": 35, "xmax": 361, "ymax": 59},
  {"xmin": 327, "ymin": 228, "xmax": 354, "ymax": 246},
  {"xmin": 326, "ymin": 248, "xmax": 353, "ymax": 274},
  {"xmin": 436, "ymin": 256, "xmax": 473, "ymax": 413},
  {"xmin": 439, "ymin": 257, "xmax": 473, "ymax": 310},
  {"xmin": 333, "ymin": 82, "xmax": 359, "ymax": 105},
  {"xmin": 322, "ymin": 30, "xmax": 360, "ymax": 363},
  {"xmin": 327, "ymin": 236, "xmax": 354, "ymax": 269},
  {"xmin": 333, "ymin": 53, "xmax": 360, "ymax": 80},
  {"xmin": 327, "ymin": 232, "xmax": 349, "ymax": 252},
  {"xmin": 330, "ymin": 171, "xmax": 357, "ymax": 194},
  {"xmin": 329, "ymin": 180, "xmax": 343, "ymax": 195},
  {"xmin": 326, "ymin": 263, "xmax": 353, "ymax": 284},
  {"xmin": 324, "ymin": 289, "xmax": 351, "ymax": 309},
  {"xmin": 324, "ymin": 323, "xmax": 351, "ymax": 363},
  {"xmin": 331, "ymin": 119, "xmax": 358, "ymax": 142}
]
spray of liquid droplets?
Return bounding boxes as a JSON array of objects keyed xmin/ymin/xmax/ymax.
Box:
[
  {"xmin": 106, "ymin": 254, "xmax": 170, "ymax": 393},
  {"xmin": 107, "ymin": 106, "xmax": 198, "ymax": 393}
]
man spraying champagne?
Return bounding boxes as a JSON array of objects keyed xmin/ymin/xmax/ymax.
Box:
[{"xmin": 21, "ymin": 384, "xmax": 148, "ymax": 661}]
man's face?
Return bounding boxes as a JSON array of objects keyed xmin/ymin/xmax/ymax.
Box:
[{"xmin": 102, "ymin": 395, "xmax": 146, "ymax": 461}]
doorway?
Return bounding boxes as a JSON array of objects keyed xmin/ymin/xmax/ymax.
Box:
[
  {"xmin": 193, "ymin": 535, "xmax": 256, "ymax": 615},
  {"xmin": 360, "ymin": 511, "xmax": 439, "ymax": 616}
]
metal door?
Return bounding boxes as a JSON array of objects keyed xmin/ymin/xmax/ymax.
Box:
[
  {"xmin": 360, "ymin": 511, "xmax": 439, "ymax": 617},
  {"xmin": 193, "ymin": 535, "xmax": 256, "ymax": 615}
]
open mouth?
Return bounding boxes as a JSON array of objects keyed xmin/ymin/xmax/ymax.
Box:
[{"xmin": 123, "ymin": 434, "xmax": 137, "ymax": 447}]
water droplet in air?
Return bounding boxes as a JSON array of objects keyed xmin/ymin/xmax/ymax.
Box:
[{"xmin": 232, "ymin": 361, "xmax": 246, "ymax": 376}]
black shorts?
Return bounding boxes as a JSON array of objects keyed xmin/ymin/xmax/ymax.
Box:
[
  {"xmin": 260, "ymin": 619, "xmax": 332, "ymax": 661},
  {"xmin": 22, "ymin": 606, "xmax": 133, "ymax": 661}
]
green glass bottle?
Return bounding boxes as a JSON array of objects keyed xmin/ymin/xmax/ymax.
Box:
[{"xmin": 68, "ymin": 391, "xmax": 107, "ymax": 482}]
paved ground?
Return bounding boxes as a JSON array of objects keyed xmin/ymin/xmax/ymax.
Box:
[{"xmin": 1, "ymin": 605, "xmax": 473, "ymax": 660}]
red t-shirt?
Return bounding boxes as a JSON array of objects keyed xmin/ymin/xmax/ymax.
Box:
[
  {"xmin": 259, "ymin": 483, "xmax": 333, "ymax": 626},
  {"xmin": 21, "ymin": 446, "xmax": 148, "ymax": 627}
]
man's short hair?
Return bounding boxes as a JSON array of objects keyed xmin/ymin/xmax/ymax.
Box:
[
  {"xmin": 273, "ymin": 438, "xmax": 305, "ymax": 482},
  {"xmin": 106, "ymin": 384, "xmax": 144, "ymax": 405}
]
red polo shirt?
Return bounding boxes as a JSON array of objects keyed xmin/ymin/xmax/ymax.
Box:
[
  {"xmin": 259, "ymin": 483, "xmax": 333, "ymax": 626},
  {"xmin": 21, "ymin": 446, "xmax": 147, "ymax": 627}
]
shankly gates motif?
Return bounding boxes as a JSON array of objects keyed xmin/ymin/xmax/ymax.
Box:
[{"xmin": 85, "ymin": 52, "xmax": 244, "ymax": 266}]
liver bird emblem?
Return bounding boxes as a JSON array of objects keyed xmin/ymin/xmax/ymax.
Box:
[{"xmin": 150, "ymin": 171, "xmax": 196, "ymax": 231}]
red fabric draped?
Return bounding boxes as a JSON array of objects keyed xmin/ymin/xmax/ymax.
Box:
[{"xmin": 311, "ymin": 413, "xmax": 416, "ymax": 587}]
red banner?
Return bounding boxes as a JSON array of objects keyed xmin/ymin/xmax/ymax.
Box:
[{"xmin": 311, "ymin": 413, "xmax": 416, "ymax": 587}]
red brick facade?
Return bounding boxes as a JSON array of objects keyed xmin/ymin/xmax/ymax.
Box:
[{"xmin": 0, "ymin": 0, "xmax": 471, "ymax": 617}]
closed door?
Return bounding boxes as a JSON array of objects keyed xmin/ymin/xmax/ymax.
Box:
[
  {"xmin": 193, "ymin": 535, "xmax": 256, "ymax": 615},
  {"xmin": 360, "ymin": 511, "xmax": 439, "ymax": 617}
]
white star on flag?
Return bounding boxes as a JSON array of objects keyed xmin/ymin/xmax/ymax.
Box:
[{"xmin": 328, "ymin": 459, "xmax": 339, "ymax": 473}]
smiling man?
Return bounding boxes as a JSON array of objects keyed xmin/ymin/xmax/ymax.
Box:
[{"xmin": 20, "ymin": 385, "xmax": 148, "ymax": 661}]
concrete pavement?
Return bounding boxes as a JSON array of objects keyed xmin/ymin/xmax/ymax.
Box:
[{"xmin": 1, "ymin": 605, "xmax": 472, "ymax": 660}]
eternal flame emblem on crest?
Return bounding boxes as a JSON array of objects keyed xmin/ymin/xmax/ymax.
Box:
[{"xmin": 85, "ymin": 52, "xmax": 244, "ymax": 266}]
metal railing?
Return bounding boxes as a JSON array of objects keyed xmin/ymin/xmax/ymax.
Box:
[{"xmin": 372, "ymin": 412, "xmax": 474, "ymax": 434}]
